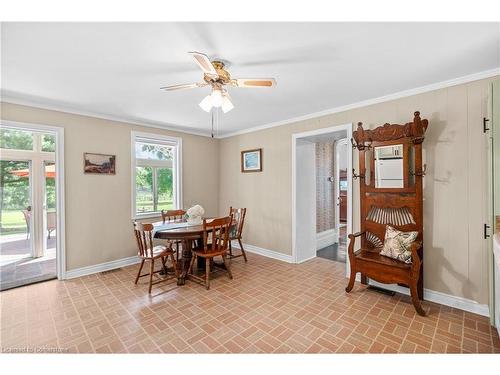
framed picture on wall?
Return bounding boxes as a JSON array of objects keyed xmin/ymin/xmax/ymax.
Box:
[
  {"xmin": 84, "ymin": 153, "xmax": 116, "ymax": 174},
  {"xmin": 241, "ymin": 148, "xmax": 262, "ymax": 173}
]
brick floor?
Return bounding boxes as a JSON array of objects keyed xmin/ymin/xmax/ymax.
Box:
[{"xmin": 1, "ymin": 253, "xmax": 499, "ymax": 353}]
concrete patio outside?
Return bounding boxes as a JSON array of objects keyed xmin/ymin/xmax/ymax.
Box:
[{"xmin": 0, "ymin": 232, "xmax": 56, "ymax": 291}]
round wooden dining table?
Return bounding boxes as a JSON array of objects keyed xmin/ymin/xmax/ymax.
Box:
[
  {"xmin": 153, "ymin": 219, "xmax": 232, "ymax": 286},
  {"xmin": 153, "ymin": 220, "xmax": 205, "ymax": 285}
]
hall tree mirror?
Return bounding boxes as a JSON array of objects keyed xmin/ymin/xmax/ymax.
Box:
[
  {"xmin": 374, "ymin": 144, "xmax": 404, "ymax": 188},
  {"xmin": 363, "ymin": 141, "xmax": 417, "ymax": 189}
]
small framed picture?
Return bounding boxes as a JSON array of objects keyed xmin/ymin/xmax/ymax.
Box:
[
  {"xmin": 84, "ymin": 153, "xmax": 116, "ymax": 174},
  {"xmin": 241, "ymin": 148, "xmax": 262, "ymax": 173}
]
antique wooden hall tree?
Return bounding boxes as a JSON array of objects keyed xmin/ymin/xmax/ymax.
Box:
[{"xmin": 345, "ymin": 111, "xmax": 428, "ymax": 316}]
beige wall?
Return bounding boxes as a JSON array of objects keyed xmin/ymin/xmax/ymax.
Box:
[
  {"xmin": 219, "ymin": 76, "xmax": 499, "ymax": 305},
  {"xmin": 0, "ymin": 102, "xmax": 219, "ymax": 271}
]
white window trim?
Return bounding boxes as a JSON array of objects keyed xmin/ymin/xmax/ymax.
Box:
[{"xmin": 131, "ymin": 131, "xmax": 182, "ymax": 219}]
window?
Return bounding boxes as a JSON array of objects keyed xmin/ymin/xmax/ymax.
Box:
[
  {"xmin": 132, "ymin": 132, "xmax": 181, "ymax": 218},
  {"xmin": 41, "ymin": 134, "xmax": 56, "ymax": 152},
  {"xmin": 0, "ymin": 128, "xmax": 33, "ymax": 150}
]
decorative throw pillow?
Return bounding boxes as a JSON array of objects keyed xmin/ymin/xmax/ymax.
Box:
[{"xmin": 380, "ymin": 225, "xmax": 418, "ymax": 264}]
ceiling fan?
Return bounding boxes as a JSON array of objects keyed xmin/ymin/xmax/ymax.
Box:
[{"xmin": 160, "ymin": 51, "xmax": 277, "ymax": 113}]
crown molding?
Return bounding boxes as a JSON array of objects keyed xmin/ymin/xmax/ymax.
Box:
[
  {"xmin": 219, "ymin": 67, "xmax": 500, "ymax": 139},
  {"xmin": 0, "ymin": 92, "xmax": 213, "ymax": 138}
]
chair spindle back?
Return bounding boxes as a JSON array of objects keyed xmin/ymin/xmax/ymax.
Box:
[
  {"xmin": 201, "ymin": 216, "xmax": 232, "ymax": 253},
  {"xmin": 161, "ymin": 209, "xmax": 186, "ymax": 223},
  {"xmin": 229, "ymin": 206, "xmax": 246, "ymax": 240},
  {"xmin": 133, "ymin": 222, "xmax": 155, "ymax": 258}
]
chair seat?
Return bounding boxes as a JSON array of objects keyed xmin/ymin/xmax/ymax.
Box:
[
  {"xmin": 139, "ymin": 245, "xmax": 174, "ymax": 259},
  {"xmin": 354, "ymin": 248, "xmax": 411, "ymax": 269},
  {"xmin": 192, "ymin": 245, "xmax": 227, "ymax": 258}
]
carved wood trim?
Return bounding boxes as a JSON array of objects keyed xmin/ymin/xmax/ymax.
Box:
[{"xmin": 352, "ymin": 111, "xmax": 428, "ymax": 150}]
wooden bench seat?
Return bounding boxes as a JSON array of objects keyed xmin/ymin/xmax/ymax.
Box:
[{"xmin": 355, "ymin": 248, "xmax": 411, "ymax": 269}]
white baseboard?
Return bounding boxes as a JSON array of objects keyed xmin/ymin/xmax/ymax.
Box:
[
  {"xmin": 232, "ymin": 241, "xmax": 293, "ymax": 263},
  {"xmin": 65, "ymin": 255, "xmax": 140, "ymax": 279},
  {"xmin": 316, "ymin": 229, "xmax": 338, "ymax": 250},
  {"xmin": 367, "ymin": 279, "xmax": 490, "ymax": 317},
  {"xmin": 295, "ymin": 255, "xmax": 317, "ymax": 264}
]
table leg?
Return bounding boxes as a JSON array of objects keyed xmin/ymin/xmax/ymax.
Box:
[{"xmin": 177, "ymin": 239, "xmax": 193, "ymax": 286}]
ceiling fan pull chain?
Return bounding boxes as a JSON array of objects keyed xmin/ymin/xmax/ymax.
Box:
[
  {"xmin": 211, "ymin": 108, "xmax": 214, "ymax": 138},
  {"xmin": 216, "ymin": 107, "xmax": 220, "ymax": 138}
]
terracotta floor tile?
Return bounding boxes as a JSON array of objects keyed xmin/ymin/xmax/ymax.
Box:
[
  {"xmin": 369, "ymin": 341, "xmax": 386, "ymax": 353},
  {"xmin": 1, "ymin": 253, "xmax": 499, "ymax": 354}
]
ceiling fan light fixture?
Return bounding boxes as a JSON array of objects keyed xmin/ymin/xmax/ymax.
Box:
[
  {"xmin": 163, "ymin": 51, "xmax": 276, "ymax": 115},
  {"xmin": 221, "ymin": 94, "xmax": 234, "ymax": 113},
  {"xmin": 199, "ymin": 95, "xmax": 212, "ymax": 112},
  {"xmin": 210, "ymin": 89, "xmax": 223, "ymax": 107}
]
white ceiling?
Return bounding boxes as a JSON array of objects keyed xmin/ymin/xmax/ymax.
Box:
[{"xmin": 1, "ymin": 22, "xmax": 499, "ymax": 136}]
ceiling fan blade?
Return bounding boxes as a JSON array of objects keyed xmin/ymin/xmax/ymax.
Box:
[
  {"xmin": 233, "ymin": 78, "xmax": 277, "ymax": 88},
  {"xmin": 160, "ymin": 83, "xmax": 207, "ymax": 91},
  {"xmin": 188, "ymin": 51, "xmax": 218, "ymax": 77}
]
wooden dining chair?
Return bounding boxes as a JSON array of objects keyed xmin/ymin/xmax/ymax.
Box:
[
  {"xmin": 188, "ymin": 216, "xmax": 233, "ymax": 290},
  {"xmin": 161, "ymin": 209, "xmax": 186, "ymax": 223},
  {"xmin": 133, "ymin": 222, "xmax": 178, "ymax": 294},
  {"xmin": 161, "ymin": 209, "xmax": 186, "ymax": 261},
  {"xmin": 228, "ymin": 207, "xmax": 247, "ymax": 262}
]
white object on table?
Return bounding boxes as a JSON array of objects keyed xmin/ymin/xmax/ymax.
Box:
[{"xmin": 186, "ymin": 204, "xmax": 205, "ymax": 225}]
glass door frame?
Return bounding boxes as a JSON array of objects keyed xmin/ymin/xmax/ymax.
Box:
[{"xmin": 0, "ymin": 120, "xmax": 66, "ymax": 279}]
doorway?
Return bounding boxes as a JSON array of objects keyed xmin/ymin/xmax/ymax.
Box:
[
  {"xmin": 292, "ymin": 124, "xmax": 353, "ymax": 276},
  {"xmin": 0, "ymin": 123, "xmax": 65, "ymax": 290}
]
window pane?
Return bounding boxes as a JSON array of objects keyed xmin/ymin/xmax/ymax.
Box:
[
  {"xmin": 0, "ymin": 128, "xmax": 33, "ymax": 150},
  {"xmin": 41, "ymin": 134, "xmax": 56, "ymax": 152},
  {"xmin": 44, "ymin": 162, "xmax": 56, "ymax": 210},
  {"xmin": 157, "ymin": 168, "xmax": 174, "ymax": 211},
  {"xmin": 135, "ymin": 141, "xmax": 173, "ymax": 160},
  {"xmin": 135, "ymin": 166, "xmax": 154, "ymax": 213},
  {"xmin": 0, "ymin": 160, "xmax": 31, "ymax": 237}
]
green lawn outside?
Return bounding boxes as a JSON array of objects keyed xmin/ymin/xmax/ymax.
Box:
[
  {"xmin": 135, "ymin": 200, "xmax": 174, "ymax": 214},
  {"xmin": 0, "ymin": 210, "xmax": 27, "ymax": 235},
  {"xmin": 0, "ymin": 209, "xmax": 57, "ymax": 235}
]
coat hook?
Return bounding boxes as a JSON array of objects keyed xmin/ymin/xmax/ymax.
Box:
[
  {"xmin": 351, "ymin": 137, "xmax": 372, "ymax": 150},
  {"xmin": 410, "ymin": 164, "xmax": 427, "ymax": 177},
  {"xmin": 421, "ymin": 164, "xmax": 427, "ymax": 176},
  {"xmin": 350, "ymin": 138, "xmax": 357, "ymax": 150},
  {"xmin": 352, "ymin": 168, "xmax": 365, "ymax": 180}
]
